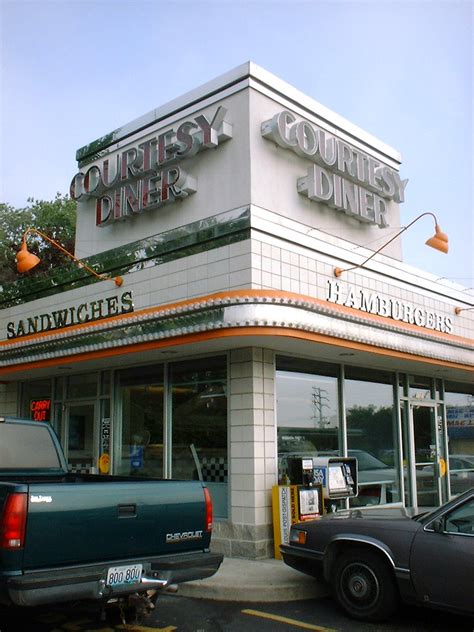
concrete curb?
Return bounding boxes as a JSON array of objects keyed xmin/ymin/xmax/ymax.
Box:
[{"xmin": 178, "ymin": 557, "xmax": 329, "ymax": 602}]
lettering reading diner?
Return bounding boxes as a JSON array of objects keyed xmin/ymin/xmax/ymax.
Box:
[
  {"xmin": 262, "ymin": 110, "xmax": 408, "ymax": 228},
  {"xmin": 70, "ymin": 107, "xmax": 232, "ymax": 226}
]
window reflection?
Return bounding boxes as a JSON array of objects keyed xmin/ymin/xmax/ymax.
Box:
[
  {"xmin": 444, "ymin": 498, "xmax": 474, "ymax": 534},
  {"xmin": 345, "ymin": 368, "xmax": 400, "ymax": 506},
  {"xmin": 117, "ymin": 365, "xmax": 164, "ymax": 478},
  {"xmin": 276, "ymin": 359, "xmax": 339, "ymax": 484},
  {"xmin": 67, "ymin": 403, "xmax": 95, "ymax": 474},
  {"xmin": 411, "ymin": 405, "xmax": 439, "ymax": 507},
  {"xmin": 67, "ymin": 373, "xmax": 98, "ymax": 399},
  {"xmin": 20, "ymin": 379, "xmax": 52, "ymax": 419},
  {"xmin": 171, "ymin": 357, "xmax": 228, "ymax": 518},
  {"xmin": 117, "ymin": 357, "xmax": 228, "ymax": 519},
  {"xmin": 445, "ymin": 383, "xmax": 474, "ymax": 497},
  {"xmin": 409, "ymin": 375, "xmax": 434, "ymax": 401}
]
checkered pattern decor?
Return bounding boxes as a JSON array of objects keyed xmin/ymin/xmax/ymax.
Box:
[{"xmin": 201, "ymin": 456, "xmax": 228, "ymax": 483}]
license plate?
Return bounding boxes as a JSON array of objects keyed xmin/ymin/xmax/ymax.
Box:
[{"xmin": 106, "ymin": 563, "xmax": 143, "ymax": 587}]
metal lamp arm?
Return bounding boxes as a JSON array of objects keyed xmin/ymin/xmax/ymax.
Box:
[
  {"xmin": 23, "ymin": 227, "xmax": 123, "ymax": 287},
  {"xmin": 334, "ymin": 212, "xmax": 441, "ymax": 277}
]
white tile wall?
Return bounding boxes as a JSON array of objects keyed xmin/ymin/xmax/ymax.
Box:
[
  {"xmin": 229, "ymin": 347, "xmax": 276, "ymax": 527},
  {"xmin": 246, "ymin": 227, "xmax": 473, "ymax": 340}
]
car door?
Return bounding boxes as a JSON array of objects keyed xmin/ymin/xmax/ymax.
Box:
[{"xmin": 409, "ymin": 496, "xmax": 474, "ymax": 613}]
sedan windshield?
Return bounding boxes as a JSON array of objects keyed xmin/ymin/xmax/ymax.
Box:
[{"xmin": 348, "ymin": 451, "xmax": 390, "ymax": 471}]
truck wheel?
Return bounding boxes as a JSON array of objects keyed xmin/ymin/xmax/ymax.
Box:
[{"xmin": 331, "ymin": 548, "xmax": 398, "ymax": 622}]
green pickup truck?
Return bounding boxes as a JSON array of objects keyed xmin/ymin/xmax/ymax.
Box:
[{"xmin": 0, "ymin": 417, "xmax": 222, "ymax": 611}]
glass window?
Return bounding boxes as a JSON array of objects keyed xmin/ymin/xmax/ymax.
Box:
[
  {"xmin": 400, "ymin": 402, "xmax": 411, "ymax": 506},
  {"xmin": 100, "ymin": 371, "xmax": 111, "ymax": 396},
  {"xmin": 435, "ymin": 379, "xmax": 443, "ymax": 401},
  {"xmin": 117, "ymin": 365, "xmax": 164, "ymax": 478},
  {"xmin": 411, "ymin": 404, "xmax": 439, "ymax": 507},
  {"xmin": 0, "ymin": 423, "xmax": 62, "ymax": 469},
  {"xmin": 66, "ymin": 402, "xmax": 96, "ymax": 474},
  {"xmin": 445, "ymin": 382, "xmax": 474, "ymax": 497},
  {"xmin": 276, "ymin": 357, "xmax": 339, "ymax": 484},
  {"xmin": 20, "ymin": 379, "xmax": 52, "ymax": 422},
  {"xmin": 409, "ymin": 375, "xmax": 434, "ymax": 401},
  {"xmin": 67, "ymin": 373, "xmax": 98, "ymax": 399},
  {"xmin": 170, "ymin": 357, "xmax": 227, "ymax": 519},
  {"xmin": 345, "ymin": 367, "xmax": 400, "ymax": 506},
  {"xmin": 54, "ymin": 376, "xmax": 64, "ymax": 401},
  {"xmin": 444, "ymin": 498, "xmax": 474, "ymax": 535},
  {"xmin": 52, "ymin": 404, "xmax": 63, "ymax": 443}
]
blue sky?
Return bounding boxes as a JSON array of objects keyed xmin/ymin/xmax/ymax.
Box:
[{"xmin": 1, "ymin": 0, "xmax": 472, "ymax": 286}]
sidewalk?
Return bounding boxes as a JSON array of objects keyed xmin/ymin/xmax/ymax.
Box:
[{"xmin": 178, "ymin": 557, "xmax": 329, "ymax": 602}]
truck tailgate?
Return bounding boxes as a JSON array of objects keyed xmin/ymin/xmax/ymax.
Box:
[{"xmin": 23, "ymin": 479, "xmax": 209, "ymax": 570}]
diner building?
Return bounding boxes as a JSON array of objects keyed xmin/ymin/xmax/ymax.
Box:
[{"xmin": 1, "ymin": 62, "xmax": 473, "ymax": 558}]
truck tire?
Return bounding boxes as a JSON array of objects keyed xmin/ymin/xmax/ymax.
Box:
[{"xmin": 331, "ymin": 547, "xmax": 398, "ymax": 622}]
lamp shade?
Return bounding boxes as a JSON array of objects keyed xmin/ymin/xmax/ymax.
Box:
[
  {"xmin": 16, "ymin": 241, "xmax": 41, "ymax": 273},
  {"xmin": 425, "ymin": 224, "xmax": 449, "ymax": 254},
  {"xmin": 16, "ymin": 227, "xmax": 124, "ymax": 287}
]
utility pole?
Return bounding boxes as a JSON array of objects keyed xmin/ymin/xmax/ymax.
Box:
[{"xmin": 312, "ymin": 387, "xmax": 330, "ymax": 428}]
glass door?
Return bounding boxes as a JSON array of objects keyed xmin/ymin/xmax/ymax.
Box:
[
  {"xmin": 411, "ymin": 404, "xmax": 442, "ymax": 508},
  {"xmin": 64, "ymin": 402, "xmax": 97, "ymax": 474}
]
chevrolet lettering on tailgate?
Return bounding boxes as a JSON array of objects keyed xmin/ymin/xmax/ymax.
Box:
[{"xmin": 166, "ymin": 530, "xmax": 203, "ymax": 542}]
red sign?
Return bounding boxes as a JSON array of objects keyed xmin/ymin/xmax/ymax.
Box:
[{"xmin": 30, "ymin": 399, "xmax": 51, "ymax": 422}]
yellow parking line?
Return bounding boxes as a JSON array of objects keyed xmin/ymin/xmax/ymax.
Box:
[{"xmin": 242, "ymin": 609, "xmax": 337, "ymax": 631}]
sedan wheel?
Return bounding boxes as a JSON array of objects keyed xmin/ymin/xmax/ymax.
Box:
[{"xmin": 332, "ymin": 548, "xmax": 398, "ymax": 622}]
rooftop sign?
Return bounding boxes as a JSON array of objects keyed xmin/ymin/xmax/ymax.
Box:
[
  {"xmin": 262, "ymin": 110, "xmax": 408, "ymax": 228},
  {"xmin": 70, "ymin": 107, "xmax": 232, "ymax": 227}
]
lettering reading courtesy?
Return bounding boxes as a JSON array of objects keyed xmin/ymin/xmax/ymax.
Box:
[
  {"xmin": 6, "ymin": 291, "xmax": 134, "ymax": 339},
  {"xmin": 70, "ymin": 106, "xmax": 232, "ymax": 226},
  {"xmin": 261, "ymin": 110, "xmax": 409, "ymax": 228}
]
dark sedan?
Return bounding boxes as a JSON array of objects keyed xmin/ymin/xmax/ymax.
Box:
[{"xmin": 280, "ymin": 488, "xmax": 474, "ymax": 622}]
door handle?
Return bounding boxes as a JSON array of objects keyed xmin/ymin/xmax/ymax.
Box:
[{"xmin": 118, "ymin": 503, "xmax": 137, "ymax": 517}]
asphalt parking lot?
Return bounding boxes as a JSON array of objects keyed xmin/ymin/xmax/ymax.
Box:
[{"xmin": 1, "ymin": 593, "xmax": 472, "ymax": 632}]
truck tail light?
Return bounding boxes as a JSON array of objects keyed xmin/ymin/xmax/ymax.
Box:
[
  {"xmin": 204, "ymin": 487, "xmax": 213, "ymax": 532},
  {"xmin": 1, "ymin": 493, "xmax": 27, "ymax": 549}
]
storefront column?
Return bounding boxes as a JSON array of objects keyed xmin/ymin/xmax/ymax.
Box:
[{"xmin": 215, "ymin": 347, "xmax": 276, "ymax": 559}]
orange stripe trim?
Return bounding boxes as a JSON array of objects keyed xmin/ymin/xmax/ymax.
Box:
[
  {"xmin": 0, "ymin": 327, "xmax": 472, "ymax": 377},
  {"xmin": 2, "ymin": 289, "xmax": 472, "ymax": 348}
]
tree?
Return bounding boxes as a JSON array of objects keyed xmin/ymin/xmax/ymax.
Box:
[
  {"xmin": 0, "ymin": 194, "xmax": 76, "ymax": 284},
  {"xmin": 346, "ymin": 405, "xmax": 394, "ymax": 458}
]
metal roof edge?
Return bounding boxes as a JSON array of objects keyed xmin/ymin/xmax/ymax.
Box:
[
  {"xmin": 75, "ymin": 62, "xmax": 254, "ymax": 162},
  {"xmin": 75, "ymin": 60, "xmax": 401, "ymax": 165}
]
